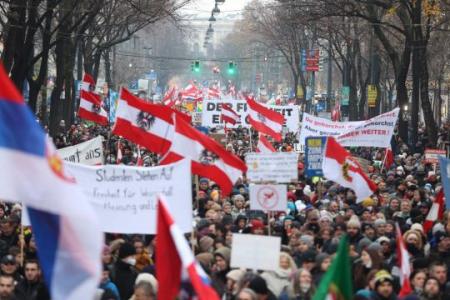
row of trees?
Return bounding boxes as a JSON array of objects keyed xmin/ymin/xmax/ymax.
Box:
[
  {"xmin": 218, "ymin": 0, "xmax": 450, "ymax": 147},
  {"xmin": 0, "ymin": 0, "xmax": 190, "ymax": 135}
]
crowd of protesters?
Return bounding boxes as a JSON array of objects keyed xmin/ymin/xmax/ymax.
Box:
[{"xmin": 0, "ymin": 118, "xmax": 448, "ymax": 300}]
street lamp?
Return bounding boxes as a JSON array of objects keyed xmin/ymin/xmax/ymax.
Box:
[
  {"xmin": 216, "ymin": 0, "xmax": 225, "ymax": 3},
  {"xmin": 212, "ymin": 3, "xmax": 220, "ymax": 14},
  {"xmin": 403, "ymin": 104, "xmax": 408, "ymax": 111},
  {"xmin": 208, "ymin": 13, "xmax": 216, "ymax": 22},
  {"xmin": 207, "ymin": 24, "xmax": 214, "ymax": 34}
]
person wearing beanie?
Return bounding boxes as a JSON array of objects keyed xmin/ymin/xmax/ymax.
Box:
[
  {"xmin": 211, "ymin": 247, "xmax": 231, "ymax": 296},
  {"xmin": 224, "ymin": 269, "xmax": 246, "ymax": 299},
  {"xmin": 196, "ymin": 252, "xmax": 214, "ymax": 274},
  {"xmin": 373, "ymin": 270, "xmax": 397, "ymax": 300},
  {"xmin": 347, "ymin": 215, "xmax": 363, "ymax": 246},
  {"xmin": 249, "ymin": 219, "xmax": 265, "ymax": 235},
  {"xmin": 312, "ymin": 253, "xmax": 331, "ymax": 286},
  {"xmin": 248, "ymin": 275, "xmax": 277, "ymax": 300},
  {"xmin": 198, "ymin": 236, "xmax": 215, "ymax": 253},
  {"xmin": 112, "ymin": 242, "xmax": 137, "ymax": 300},
  {"xmin": 353, "ymin": 248, "xmax": 386, "ymax": 291}
]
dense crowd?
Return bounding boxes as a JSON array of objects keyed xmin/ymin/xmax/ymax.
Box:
[{"xmin": 0, "ymin": 119, "xmax": 449, "ymax": 300}]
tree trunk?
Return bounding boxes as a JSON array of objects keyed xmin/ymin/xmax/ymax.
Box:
[
  {"xmin": 104, "ymin": 49, "xmax": 113, "ymax": 90},
  {"xmin": 1, "ymin": 0, "xmax": 26, "ymax": 74}
]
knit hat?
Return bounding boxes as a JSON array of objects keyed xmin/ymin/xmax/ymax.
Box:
[
  {"xmin": 250, "ymin": 219, "xmax": 265, "ymax": 233},
  {"xmin": 248, "ymin": 275, "xmax": 269, "ymax": 295},
  {"xmin": 411, "ymin": 223, "xmax": 424, "ymax": 234},
  {"xmin": 357, "ymin": 237, "xmax": 372, "ymax": 252},
  {"xmin": 226, "ymin": 269, "xmax": 246, "ymax": 282},
  {"xmin": 299, "ymin": 235, "xmax": 314, "ymax": 247},
  {"xmin": 135, "ymin": 273, "xmax": 158, "ymax": 293},
  {"xmin": 196, "ymin": 253, "xmax": 214, "ymax": 270},
  {"xmin": 199, "ymin": 178, "xmax": 209, "ymax": 184},
  {"xmin": 374, "ymin": 270, "xmax": 393, "ymax": 288},
  {"xmin": 347, "ymin": 215, "xmax": 361, "ymax": 229},
  {"xmin": 374, "ymin": 219, "xmax": 386, "ymax": 227},
  {"xmin": 214, "ymin": 247, "xmax": 231, "ymax": 264},
  {"xmin": 118, "ymin": 242, "xmax": 136, "ymax": 259},
  {"xmin": 315, "ymin": 252, "xmax": 330, "ymax": 266},
  {"xmin": 199, "ymin": 236, "xmax": 214, "ymax": 253},
  {"xmin": 367, "ymin": 242, "xmax": 381, "ymax": 253}
]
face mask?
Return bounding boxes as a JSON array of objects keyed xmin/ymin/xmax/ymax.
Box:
[{"xmin": 124, "ymin": 257, "xmax": 136, "ymax": 266}]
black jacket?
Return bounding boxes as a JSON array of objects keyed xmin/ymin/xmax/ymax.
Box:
[
  {"xmin": 112, "ymin": 260, "xmax": 137, "ymax": 300},
  {"xmin": 15, "ymin": 279, "xmax": 48, "ymax": 300}
]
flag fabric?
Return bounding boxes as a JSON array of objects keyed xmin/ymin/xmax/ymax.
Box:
[
  {"xmin": 424, "ymin": 189, "xmax": 445, "ymax": 234},
  {"xmin": 256, "ymin": 135, "xmax": 276, "ymax": 153},
  {"xmin": 331, "ymin": 101, "xmax": 341, "ymax": 121},
  {"xmin": 247, "ymin": 97, "xmax": 284, "ymax": 141},
  {"xmin": 160, "ymin": 113, "xmax": 247, "ymax": 195},
  {"xmin": 162, "ymin": 86, "xmax": 177, "ymax": 107},
  {"xmin": 113, "ymin": 88, "xmax": 189, "ymax": 155},
  {"xmin": 312, "ymin": 235, "xmax": 352, "ymax": 300},
  {"xmin": 181, "ymin": 83, "xmax": 201, "ymax": 101},
  {"xmin": 221, "ymin": 103, "xmax": 239, "ymax": 125},
  {"xmin": 383, "ymin": 147, "xmax": 394, "ymax": 170},
  {"xmin": 0, "ymin": 64, "xmax": 102, "ymax": 300},
  {"xmin": 78, "ymin": 74, "xmax": 108, "ymax": 126},
  {"xmin": 208, "ymin": 86, "xmax": 221, "ymax": 99},
  {"xmin": 156, "ymin": 196, "xmax": 220, "ymax": 300},
  {"xmin": 439, "ymin": 157, "xmax": 450, "ymax": 208},
  {"xmin": 396, "ymin": 223, "xmax": 412, "ymax": 297},
  {"xmin": 322, "ymin": 137, "xmax": 377, "ymax": 202}
]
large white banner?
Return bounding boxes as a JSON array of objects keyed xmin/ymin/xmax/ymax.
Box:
[
  {"xmin": 246, "ymin": 152, "xmax": 298, "ymax": 183},
  {"xmin": 299, "ymin": 108, "xmax": 399, "ymax": 148},
  {"xmin": 64, "ymin": 160, "xmax": 192, "ymax": 234},
  {"xmin": 57, "ymin": 136, "xmax": 104, "ymax": 165},
  {"xmin": 202, "ymin": 100, "xmax": 299, "ymax": 133}
]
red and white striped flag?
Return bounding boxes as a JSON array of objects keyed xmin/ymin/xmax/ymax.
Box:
[
  {"xmin": 221, "ymin": 104, "xmax": 239, "ymax": 125},
  {"xmin": 396, "ymin": 223, "xmax": 412, "ymax": 297},
  {"xmin": 208, "ymin": 86, "xmax": 221, "ymax": 99},
  {"xmin": 424, "ymin": 189, "xmax": 445, "ymax": 234},
  {"xmin": 256, "ymin": 135, "xmax": 276, "ymax": 153},
  {"xmin": 247, "ymin": 97, "xmax": 284, "ymax": 141},
  {"xmin": 78, "ymin": 74, "xmax": 108, "ymax": 126},
  {"xmin": 136, "ymin": 145, "xmax": 144, "ymax": 166},
  {"xmin": 162, "ymin": 86, "xmax": 177, "ymax": 107},
  {"xmin": 156, "ymin": 196, "xmax": 220, "ymax": 300},
  {"xmin": 113, "ymin": 88, "xmax": 189, "ymax": 155},
  {"xmin": 160, "ymin": 113, "xmax": 247, "ymax": 195},
  {"xmin": 322, "ymin": 137, "xmax": 377, "ymax": 202},
  {"xmin": 383, "ymin": 147, "xmax": 394, "ymax": 170}
]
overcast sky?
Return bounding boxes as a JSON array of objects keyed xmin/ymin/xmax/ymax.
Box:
[{"xmin": 183, "ymin": 0, "xmax": 254, "ymax": 18}]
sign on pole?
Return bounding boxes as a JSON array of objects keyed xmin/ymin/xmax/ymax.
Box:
[
  {"xmin": 425, "ymin": 149, "xmax": 447, "ymax": 164},
  {"xmin": 230, "ymin": 234, "xmax": 281, "ymax": 271},
  {"xmin": 368, "ymin": 85, "xmax": 377, "ymax": 108},
  {"xmin": 249, "ymin": 184, "xmax": 287, "ymax": 211},
  {"xmin": 245, "ymin": 153, "xmax": 298, "ymax": 183},
  {"xmin": 341, "ymin": 86, "xmax": 350, "ymax": 106},
  {"xmin": 304, "ymin": 136, "xmax": 326, "ymax": 177}
]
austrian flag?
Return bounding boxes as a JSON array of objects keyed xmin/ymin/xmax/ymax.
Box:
[
  {"xmin": 247, "ymin": 97, "xmax": 284, "ymax": 141},
  {"xmin": 221, "ymin": 104, "xmax": 239, "ymax": 125},
  {"xmin": 322, "ymin": 137, "xmax": 377, "ymax": 202},
  {"xmin": 256, "ymin": 135, "xmax": 276, "ymax": 153},
  {"xmin": 78, "ymin": 74, "xmax": 108, "ymax": 126},
  {"xmin": 160, "ymin": 113, "xmax": 247, "ymax": 195}
]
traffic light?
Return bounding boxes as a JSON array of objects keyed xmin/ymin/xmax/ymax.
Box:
[
  {"xmin": 193, "ymin": 60, "xmax": 200, "ymax": 73},
  {"xmin": 227, "ymin": 61, "xmax": 236, "ymax": 75}
]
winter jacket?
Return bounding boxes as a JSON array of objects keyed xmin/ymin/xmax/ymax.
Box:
[
  {"xmin": 112, "ymin": 260, "xmax": 137, "ymax": 300},
  {"xmin": 261, "ymin": 268, "xmax": 293, "ymax": 297}
]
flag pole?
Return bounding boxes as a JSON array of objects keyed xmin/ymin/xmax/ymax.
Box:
[
  {"xmin": 249, "ymin": 128, "xmax": 253, "ymax": 152},
  {"xmin": 380, "ymin": 149, "xmax": 387, "ymax": 174},
  {"xmin": 19, "ymin": 223, "xmax": 24, "ymax": 267}
]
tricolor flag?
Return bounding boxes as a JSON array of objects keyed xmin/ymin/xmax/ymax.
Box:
[
  {"xmin": 208, "ymin": 86, "xmax": 221, "ymax": 99},
  {"xmin": 156, "ymin": 196, "xmax": 220, "ymax": 300},
  {"xmin": 113, "ymin": 88, "xmax": 190, "ymax": 155},
  {"xmin": 424, "ymin": 189, "xmax": 445, "ymax": 234},
  {"xmin": 396, "ymin": 223, "xmax": 412, "ymax": 297},
  {"xmin": 78, "ymin": 74, "xmax": 108, "ymax": 126},
  {"xmin": 0, "ymin": 64, "xmax": 102, "ymax": 300},
  {"xmin": 247, "ymin": 97, "xmax": 284, "ymax": 141},
  {"xmin": 313, "ymin": 235, "xmax": 352, "ymax": 300},
  {"xmin": 220, "ymin": 104, "xmax": 239, "ymax": 125},
  {"xmin": 322, "ymin": 137, "xmax": 377, "ymax": 202},
  {"xmin": 160, "ymin": 113, "xmax": 247, "ymax": 195},
  {"xmin": 256, "ymin": 135, "xmax": 276, "ymax": 153}
]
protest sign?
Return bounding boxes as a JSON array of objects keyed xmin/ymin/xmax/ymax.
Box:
[
  {"xmin": 304, "ymin": 136, "xmax": 326, "ymax": 177},
  {"xmin": 63, "ymin": 160, "xmax": 192, "ymax": 234},
  {"xmin": 57, "ymin": 136, "xmax": 104, "ymax": 165},
  {"xmin": 202, "ymin": 99, "xmax": 299, "ymax": 133},
  {"xmin": 439, "ymin": 157, "xmax": 450, "ymax": 208},
  {"xmin": 299, "ymin": 108, "xmax": 399, "ymax": 148},
  {"xmin": 246, "ymin": 152, "xmax": 298, "ymax": 183},
  {"xmin": 249, "ymin": 184, "xmax": 287, "ymax": 211},
  {"xmin": 425, "ymin": 149, "xmax": 447, "ymax": 164},
  {"xmin": 230, "ymin": 234, "xmax": 280, "ymax": 271}
]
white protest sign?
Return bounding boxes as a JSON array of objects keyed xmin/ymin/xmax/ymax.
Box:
[
  {"xmin": 64, "ymin": 160, "xmax": 192, "ymax": 234},
  {"xmin": 230, "ymin": 234, "xmax": 280, "ymax": 271},
  {"xmin": 250, "ymin": 184, "xmax": 287, "ymax": 211},
  {"xmin": 202, "ymin": 99, "xmax": 299, "ymax": 133},
  {"xmin": 246, "ymin": 152, "xmax": 298, "ymax": 183},
  {"xmin": 299, "ymin": 108, "xmax": 399, "ymax": 148},
  {"xmin": 57, "ymin": 136, "xmax": 104, "ymax": 165}
]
